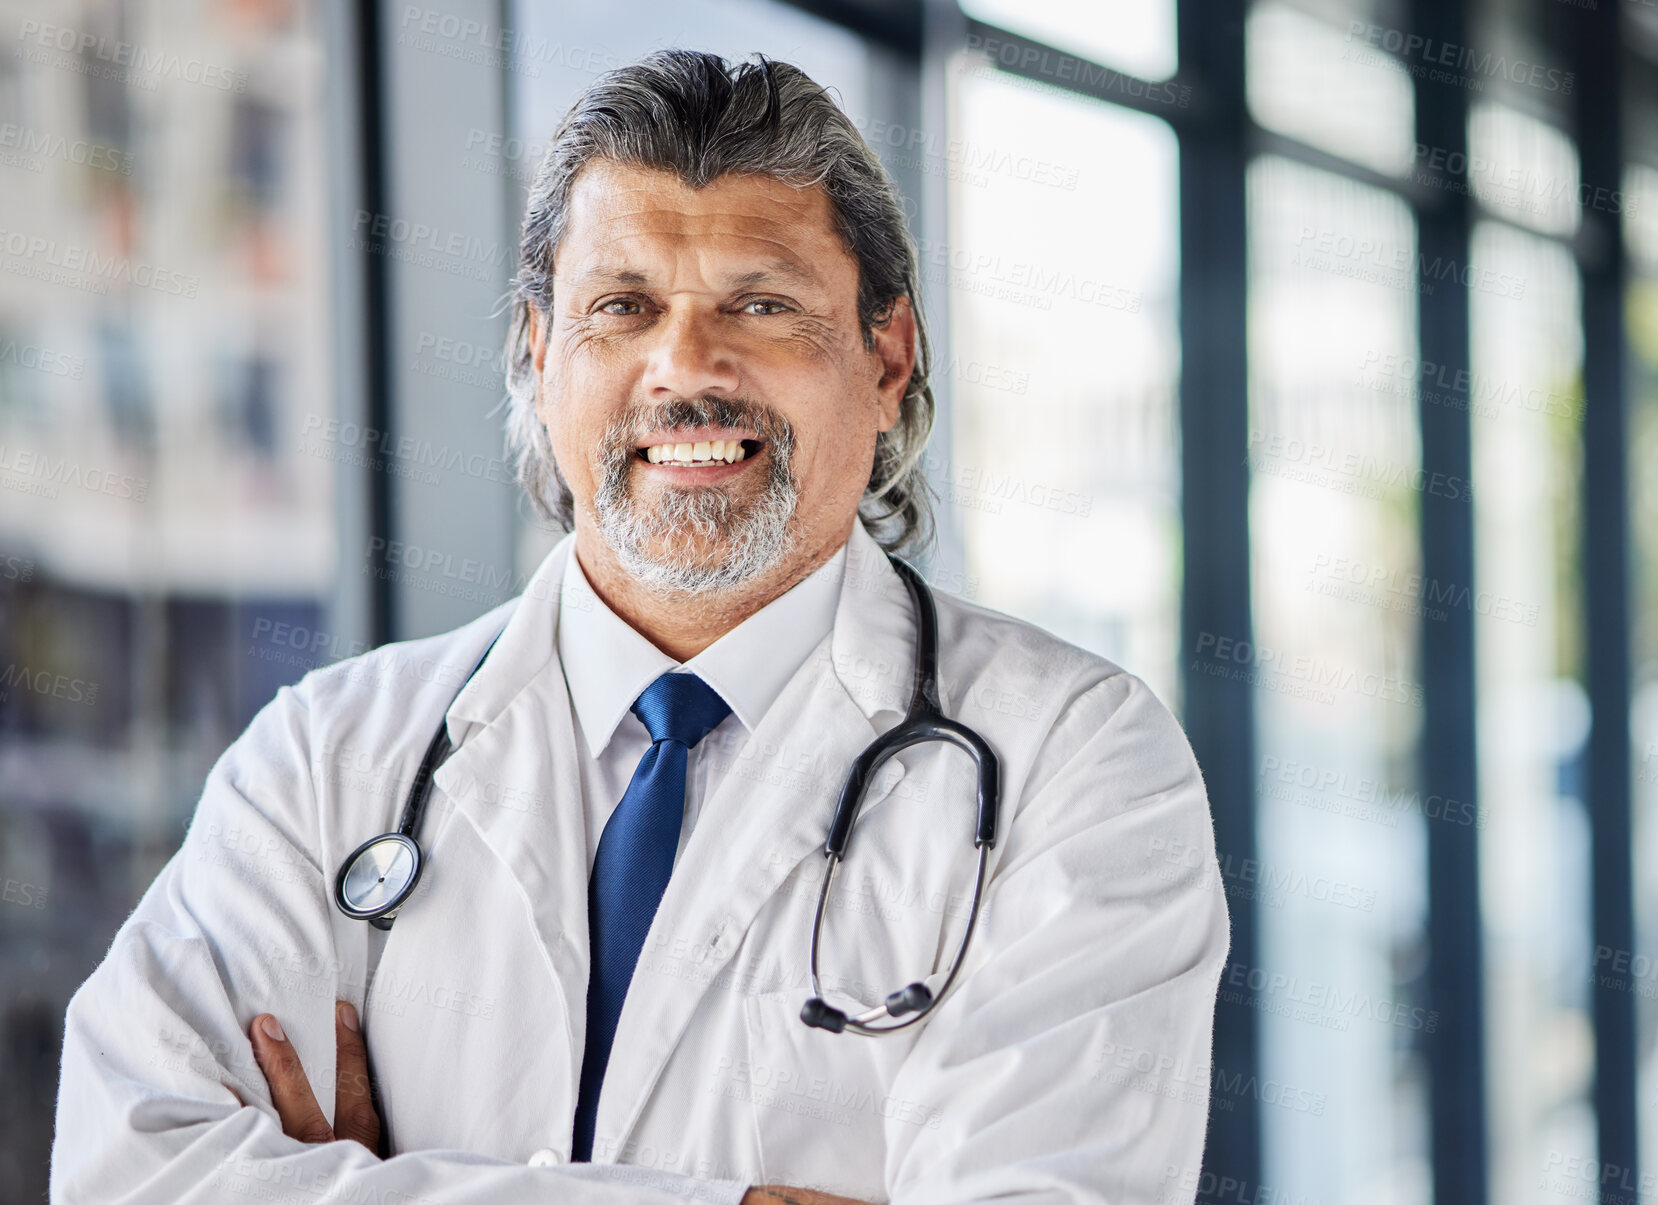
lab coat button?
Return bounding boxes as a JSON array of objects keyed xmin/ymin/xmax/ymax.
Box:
[{"xmin": 528, "ymin": 1148, "xmax": 564, "ymax": 1166}]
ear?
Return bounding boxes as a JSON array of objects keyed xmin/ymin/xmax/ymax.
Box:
[
  {"xmin": 528, "ymin": 306, "xmax": 549, "ymax": 376},
  {"xmin": 869, "ymin": 295, "xmax": 916, "ymax": 434}
]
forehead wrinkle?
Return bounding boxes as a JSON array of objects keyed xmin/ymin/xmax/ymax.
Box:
[
  {"xmin": 559, "ymin": 161, "xmax": 843, "ymax": 268},
  {"xmin": 565, "ymin": 248, "xmax": 829, "ymax": 296},
  {"xmin": 594, "ymin": 180, "xmax": 828, "ymax": 226},
  {"xmin": 557, "ymin": 171, "xmax": 852, "ymax": 304},
  {"xmin": 725, "ymin": 259, "xmax": 822, "ymax": 290},
  {"xmin": 566, "ymin": 265, "xmax": 652, "ymax": 290}
]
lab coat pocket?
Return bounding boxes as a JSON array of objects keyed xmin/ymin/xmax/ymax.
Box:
[{"xmin": 738, "ymin": 988, "xmax": 940, "ymax": 1204}]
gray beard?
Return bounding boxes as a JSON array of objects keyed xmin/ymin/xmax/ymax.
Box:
[{"xmin": 591, "ymin": 398, "xmax": 800, "ymax": 594}]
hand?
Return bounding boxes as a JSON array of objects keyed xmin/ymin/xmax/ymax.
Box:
[
  {"xmin": 245, "ymin": 1007, "xmax": 863, "ymax": 1197},
  {"xmin": 249, "ymin": 1000, "xmax": 382, "ymax": 1154}
]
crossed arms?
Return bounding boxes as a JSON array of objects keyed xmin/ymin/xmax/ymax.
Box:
[{"xmin": 53, "ymin": 668, "xmax": 1227, "ymax": 1203}]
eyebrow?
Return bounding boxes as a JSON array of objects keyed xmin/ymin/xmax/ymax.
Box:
[
  {"xmin": 726, "ymin": 261, "xmax": 820, "ymax": 290},
  {"xmin": 569, "ymin": 259, "xmax": 820, "ymax": 292}
]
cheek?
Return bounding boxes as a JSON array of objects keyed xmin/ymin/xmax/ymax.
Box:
[
  {"xmin": 797, "ymin": 413, "xmax": 877, "ymax": 501},
  {"xmin": 535, "ymin": 389, "xmax": 604, "ymax": 499},
  {"xmin": 793, "ymin": 369, "xmax": 880, "ymax": 470},
  {"xmin": 535, "ymin": 389, "xmax": 574, "ymax": 460},
  {"xmin": 541, "ymin": 353, "xmax": 621, "ymax": 461}
]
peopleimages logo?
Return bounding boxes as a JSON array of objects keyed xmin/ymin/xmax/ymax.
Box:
[
  {"xmin": 0, "ymin": 338, "xmax": 84, "ymax": 379},
  {"xmin": 1345, "ymin": 21, "xmax": 1574, "ymax": 94},
  {"xmin": 1192, "ymin": 631, "xmax": 1425, "ymax": 708},
  {"xmin": 1218, "ymin": 960, "xmax": 1440, "ymax": 1033},
  {"xmin": 964, "ymin": 32, "xmax": 1192, "ymax": 109},
  {"xmin": 1260, "ymin": 755, "xmax": 1486, "ymax": 830},
  {"xmin": 0, "ymin": 445, "xmax": 150, "ymax": 502},
  {"xmin": 0, "ymin": 123, "xmax": 133, "ymax": 174},
  {"xmin": 0, "ymin": 228, "xmax": 199, "ymax": 297},
  {"xmin": 16, "ymin": 19, "xmax": 248, "ymax": 92},
  {"xmin": 0, "ymin": 663, "xmax": 99, "ymax": 705},
  {"xmin": 1247, "ymin": 428, "xmax": 1473, "ymax": 505},
  {"xmin": 1356, "ymin": 349, "xmax": 1583, "ymax": 422}
]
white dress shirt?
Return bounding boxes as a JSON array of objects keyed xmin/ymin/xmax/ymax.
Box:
[{"xmin": 556, "ymin": 536, "xmax": 848, "ymax": 873}]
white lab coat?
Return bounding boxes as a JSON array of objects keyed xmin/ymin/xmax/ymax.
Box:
[{"xmin": 52, "ymin": 520, "xmax": 1229, "ymax": 1205}]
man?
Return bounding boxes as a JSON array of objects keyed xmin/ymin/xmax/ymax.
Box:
[{"xmin": 52, "ymin": 50, "xmax": 1228, "ymax": 1204}]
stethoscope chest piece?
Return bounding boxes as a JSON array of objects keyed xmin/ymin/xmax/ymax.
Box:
[
  {"xmin": 335, "ymin": 832, "xmax": 424, "ymax": 930},
  {"xmin": 333, "ymin": 630, "xmax": 501, "ymax": 933}
]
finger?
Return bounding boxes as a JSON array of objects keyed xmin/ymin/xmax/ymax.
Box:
[
  {"xmin": 249, "ymin": 1014, "xmax": 336, "ymax": 1144},
  {"xmin": 332, "ymin": 1001, "xmax": 381, "ymax": 1152},
  {"xmin": 745, "ymin": 1190, "xmax": 877, "ymax": 1205}
]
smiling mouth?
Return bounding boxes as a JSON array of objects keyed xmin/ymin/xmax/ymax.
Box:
[{"xmin": 634, "ymin": 438, "xmax": 764, "ymax": 466}]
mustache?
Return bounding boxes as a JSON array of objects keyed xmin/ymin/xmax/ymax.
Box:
[{"xmin": 602, "ymin": 395, "xmax": 797, "ymax": 455}]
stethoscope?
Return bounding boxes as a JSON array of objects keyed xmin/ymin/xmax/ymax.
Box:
[{"xmin": 334, "ymin": 554, "xmax": 1001, "ymax": 1037}]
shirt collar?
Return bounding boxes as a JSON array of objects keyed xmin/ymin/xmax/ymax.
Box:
[{"xmin": 558, "ymin": 535, "xmax": 849, "ymax": 758}]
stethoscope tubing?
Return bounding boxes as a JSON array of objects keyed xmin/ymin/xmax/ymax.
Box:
[
  {"xmin": 333, "ymin": 554, "xmax": 1002, "ymax": 1039},
  {"xmin": 332, "ymin": 630, "xmax": 500, "ymax": 926},
  {"xmin": 801, "ymin": 555, "xmax": 1000, "ymax": 1034},
  {"xmin": 806, "ymin": 842, "xmax": 991, "ymax": 1035}
]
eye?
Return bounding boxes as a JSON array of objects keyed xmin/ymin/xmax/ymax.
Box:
[
  {"xmin": 598, "ymin": 297, "xmax": 644, "ymax": 316},
  {"xmin": 742, "ymin": 298, "xmax": 790, "ymax": 316}
]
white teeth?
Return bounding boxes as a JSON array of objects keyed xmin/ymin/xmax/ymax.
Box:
[{"xmin": 641, "ymin": 437, "xmax": 752, "ymax": 465}]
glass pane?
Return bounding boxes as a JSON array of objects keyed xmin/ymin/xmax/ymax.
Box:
[
  {"xmin": 1626, "ymin": 164, "xmax": 1658, "ymax": 276},
  {"xmin": 1467, "ymin": 103, "xmax": 1581, "ymax": 238},
  {"xmin": 0, "ymin": 2, "xmax": 338, "ymax": 1198},
  {"xmin": 1245, "ymin": 153, "xmax": 1430, "ymax": 1205},
  {"xmin": 947, "ymin": 57, "xmax": 1182, "ymax": 707},
  {"xmin": 1247, "ymin": 3, "xmax": 1415, "ymax": 178},
  {"xmin": 958, "ymin": 0, "xmax": 1177, "ymax": 83},
  {"xmin": 1468, "ymin": 220, "xmax": 1594, "ymax": 1203}
]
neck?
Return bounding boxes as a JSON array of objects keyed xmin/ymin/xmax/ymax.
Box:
[{"xmin": 571, "ymin": 516, "xmax": 853, "ymax": 662}]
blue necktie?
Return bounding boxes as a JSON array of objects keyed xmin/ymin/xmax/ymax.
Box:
[{"xmin": 571, "ymin": 671, "xmax": 732, "ymax": 1162}]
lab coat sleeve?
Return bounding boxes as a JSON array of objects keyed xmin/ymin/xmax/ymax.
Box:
[
  {"xmin": 51, "ymin": 677, "xmax": 750, "ymax": 1205},
  {"xmin": 882, "ymin": 671, "xmax": 1230, "ymax": 1205}
]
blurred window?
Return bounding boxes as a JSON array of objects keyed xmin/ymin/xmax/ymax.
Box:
[
  {"xmin": 945, "ymin": 57, "xmax": 1182, "ymax": 707},
  {"xmin": 1466, "ymin": 103, "xmax": 1581, "ymax": 239},
  {"xmin": 1468, "ymin": 217, "xmax": 1594, "ymax": 1205},
  {"xmin": 1246, "ymin": 3, "xmax": 1416, "ymax": 178},
  {"xmin": 958, "ymin": 0, "xmax": 1177, "ymax": 82},
  {"xmin": 0, "ymin": 1, "xmax": 338, "ymax": 1196},
  {"xmin": 1246, "ymin": 152, "xmax": 1430, "ymax": 1204}
]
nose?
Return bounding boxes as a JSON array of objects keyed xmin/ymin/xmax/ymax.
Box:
[{"xmin": 640, "ymin": 307, "xmax": 741, "ymax": 400}]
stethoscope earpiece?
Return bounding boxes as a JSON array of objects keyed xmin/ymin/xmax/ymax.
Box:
[
  {"xmin": 886, "ymin": 982, "xmax": 933, "ymax": 1017},
  {"xmin": 800, "ymin": 981, "xmax": 938, "ymax": 1034},
  {"xmin": 800, "ymin": 997, "xmax": 847, "ymax": 1033}
]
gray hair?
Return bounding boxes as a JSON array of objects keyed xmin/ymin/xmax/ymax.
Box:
[{"xmin": 502, "ymin": 48, "xmax": 937, "ymax": 555}]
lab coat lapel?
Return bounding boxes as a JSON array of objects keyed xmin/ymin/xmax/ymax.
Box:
[
  {"xmin": 428, "ymin": 533, "xmax": 593, "ymax": 1094},
  {"xmin": 596, "ymin": 521, "xmax": 919, "ymax": 1155}
]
